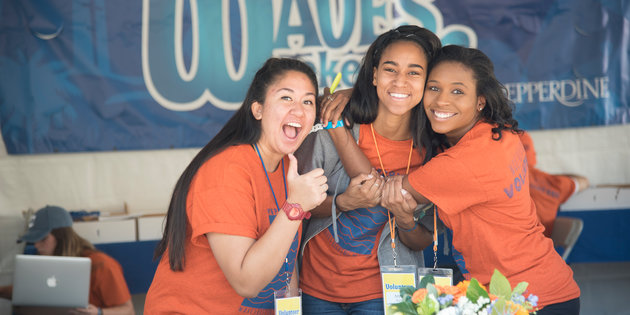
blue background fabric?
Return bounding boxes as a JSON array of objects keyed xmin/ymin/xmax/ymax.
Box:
[{"xmin": 0, "ymin": 0, "xmax": 627, "ymax": 153}]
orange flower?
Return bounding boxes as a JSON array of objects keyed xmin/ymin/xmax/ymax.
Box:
[
  {"xmin": 505, "ymin": 301, "xmax": 530, "ymax": 315},
  {"xmin": 456, "ymin": 280, "xmax": 470, "ymax": 292},
  {"xmin": 411, "ymin": 288, "xmax": 427, "ymax": 304}
]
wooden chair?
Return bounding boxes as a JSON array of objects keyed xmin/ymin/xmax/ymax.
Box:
[{"xmin": 550, "ymin": 216, "xmax": 584, "ymax": 261}]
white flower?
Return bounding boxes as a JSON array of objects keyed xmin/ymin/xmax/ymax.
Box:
[{"xmin": 437, "ymin": 306, "xmax": 461, "ymax": 315}]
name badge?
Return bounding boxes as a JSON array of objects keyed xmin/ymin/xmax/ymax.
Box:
[
  {"xmin": 274, "ymin": 288, "xmax": 302, "ymax": 315},
  {"xmin": 381, "ymin": 265, "xmax": 416, "ymax": 314},
  {"xmin": 418, "ymin": 267, "xmax": 453, "ymax": 286}
]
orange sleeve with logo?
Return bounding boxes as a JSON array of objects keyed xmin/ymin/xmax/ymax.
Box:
[{"xmin": 408, "ymin": 122, "xmax": 580, "ymax": 308}]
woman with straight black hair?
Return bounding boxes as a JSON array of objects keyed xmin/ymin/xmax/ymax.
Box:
[
  {"xmin": 295, "ymin": 25, "xmax": 441, "ymax": 314},
  {"xmin": 145, "ymin": 57, "xmax": 327, "ymax": 314}
]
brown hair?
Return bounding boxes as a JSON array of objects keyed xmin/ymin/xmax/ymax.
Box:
[{"xmin": 50, "ymin": 227, "xmax": 96, "ymax": 257}]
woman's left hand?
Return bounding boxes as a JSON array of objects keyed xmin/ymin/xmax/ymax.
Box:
[{"xmin": 382, "ymin": 175, "xmax": 417, "ymax": 228}]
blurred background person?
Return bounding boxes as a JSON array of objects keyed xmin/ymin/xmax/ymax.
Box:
[
  {"xmin": 0, "ymin": 205, "xmax": 134, "ymax": 315},
  {"xmin": 520, "ymin": 131, "xmax": 590, "ymax": 237}
]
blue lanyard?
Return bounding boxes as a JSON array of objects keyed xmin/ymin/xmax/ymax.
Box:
[
  {"xmin": 253, "ymin": 143, "xmax": 287, "ymax": 210},
  {"xmin": 253, "ymin": 143, "xmax": 291, "ymax": 289}
]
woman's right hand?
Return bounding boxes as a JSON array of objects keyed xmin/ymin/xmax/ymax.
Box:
[
  {"xmin": 320, "ymin": 87, "xmax": 352, "ymax": 125},
  {"xmin": 336, "ymin": 169, "xmax": 384, "ymax": 211},
  {"xmin": 286, "ymin": 153, "xmax": 327, "ymax": 211}
]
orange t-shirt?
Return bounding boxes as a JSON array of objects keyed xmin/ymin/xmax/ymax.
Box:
[
  {"xmin": 519, "ymin": 132, "xmax": 576, "ymax": 236},
  {"xmin": 145, "ymin": 145, "xmax": 300, "ymax": 315},
  {"xmin": 408, "ymin": 122, "xmax": 580, "ymax": 308},
  {"xmin": 300, "ymin": 124, "xmax": 423, "ymax": 303},
  {"xmin": 85, "ymin": 250, "xmax": 131, "ymax": 308}
]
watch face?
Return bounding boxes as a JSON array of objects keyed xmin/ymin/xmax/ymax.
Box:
[
  {"xmin": 289, "ymin": 207, "xmax": 301, "ymax": 218},
  {"xmin": 282, "ymin": 202, "xmax": 304, "ymax": 220}
]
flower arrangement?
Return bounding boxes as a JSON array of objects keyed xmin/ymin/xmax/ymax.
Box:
[{"xmin": 389, "ymin": 269, "xmax": 538, "ymax": 315}]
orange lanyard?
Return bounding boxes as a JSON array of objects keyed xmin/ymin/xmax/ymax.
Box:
[{"xmin": 370, "ymin": 124, "xmax": 413, "ymax": 260}]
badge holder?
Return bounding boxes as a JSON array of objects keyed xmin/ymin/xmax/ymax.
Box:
[
  {"xmin": 274, "ymin": 288, "xmax": 302, "ymax": 315},
  {"xmin": 381, "ymin": 264, "xmax": 417, "ymax": 315},
  {"xmin": 274, "ymin": 258, "xmax": 302, "ymax": 315},
  {"xmin": 418, "ymin": 267, "xmax": 453, "ymax": 287},
  {"xmin": 419, "ymin": 205, "xmax": 453, "ymax": 287},
  {"xmin": 380, "ymin": 222, "xmax": 416, "ymax": 314}
]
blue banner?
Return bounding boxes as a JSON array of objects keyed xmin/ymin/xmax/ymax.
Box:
[{"xmin": 0, "ymin": 0, "xmax": 627, "ymax": 153}]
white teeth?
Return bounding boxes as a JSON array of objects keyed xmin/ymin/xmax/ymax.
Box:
[
  {"xmin": 390, "ymin": 93, "xmax": 409, "ymax": 98},
  {"xmin": 434, "ymin": 111, "xmax": 455, "ymax": 119},
  {"xmin": 287, "ymin": 122, "xmax": 302, "ymax": 128}
]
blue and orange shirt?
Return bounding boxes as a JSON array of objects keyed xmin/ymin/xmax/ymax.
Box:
[{"xmin": 300, "ymin": 124, "xmax": 423, "ymax": 303}]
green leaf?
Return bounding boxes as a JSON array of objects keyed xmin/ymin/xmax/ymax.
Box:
[
  {"xmin": 426, "ymin": 283, "xmax": 438, "ymax": 299},
  {"xmin": 466, "ymin": 278, "xmax": 489, "ymax": 303},
  {"xmin": 489, "ymin": 269, "xmax": 512, "ymax": 299},
  {"xmin": 418, "ymin": 274, "xmax": 435, "ymax": 289},
  {"xmin": 399, "ymin": 286, "xmax": 417, "ymax": 301},
  {"xmin": 418, "ymin": 295, "xmax": 440, "ymax": 315},
  {"xmin": 388, "ymin": 300, "xmax": 419, "ymax": 315},
  {"xmin": 512, "ymin": 281, "xmax": 529, "ymax": 296},
  {"xmin": 490, "ymin": 298, "xmax": 507, "ymax": 315}
]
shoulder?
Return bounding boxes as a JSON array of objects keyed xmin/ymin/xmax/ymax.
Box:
[
  {"xmin": 205, "ymin": 144, "xmax": 253, "ymax": 167},
  {"xmin": 457, "ymin": 122, "xmax": 520, "ymax": 149},
  {"xmin": 196, "ymin": 144, "xmax": 256, "ymax": 183},
  {"xmin": 84, "ymin": 250, "xmax": 122, "ymax": 269}
]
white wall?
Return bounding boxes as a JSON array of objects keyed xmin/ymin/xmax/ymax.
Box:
[
  {"xmin": 0, "ymin": 124, "xmax": 629, "ymax": 217},
  {"xmin": 529, "ymin": 124, "xmax": 630, "ymax": 185}
]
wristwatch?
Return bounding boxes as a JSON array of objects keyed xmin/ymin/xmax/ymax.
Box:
[{"xmin": 281, "ymin": 202, "xmax": 311, "ymax": 220}]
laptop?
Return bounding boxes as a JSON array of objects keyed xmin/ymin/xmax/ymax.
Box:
[{"xmin": 12, "ymin": 254, "xmax": 91, "ymax": 308}]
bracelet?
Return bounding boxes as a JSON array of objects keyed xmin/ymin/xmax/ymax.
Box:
[
  {"xmin": 323, "ymin": 120, "xmax": 344, "ymax": 129},
  {"xmin": 397, "ymin": 221, "xmax": 418, "ymax": 233}
]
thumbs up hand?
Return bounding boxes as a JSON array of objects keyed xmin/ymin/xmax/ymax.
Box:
[{"xmin": 286, "ymin": 153, "xmax": 327, "ymax": 211}]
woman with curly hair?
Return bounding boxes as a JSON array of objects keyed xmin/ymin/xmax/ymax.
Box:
[{"xmin": 383, "ymin": 45, "xmax": 581, "ymax": 314}]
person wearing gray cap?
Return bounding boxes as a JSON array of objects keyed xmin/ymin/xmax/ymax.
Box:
[{"xmin": 0, "ymin": 205, "xmax": 135, "ymax": 315}]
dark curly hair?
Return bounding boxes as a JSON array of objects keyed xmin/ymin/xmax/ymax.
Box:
[{"xmin": 421, "ymin": 45, "xmax": 521, "ymax": 164}]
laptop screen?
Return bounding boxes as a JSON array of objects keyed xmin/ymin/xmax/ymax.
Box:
[{"xmin": 12, "ymin": 254, "xmax": 91, "ymax": 308}]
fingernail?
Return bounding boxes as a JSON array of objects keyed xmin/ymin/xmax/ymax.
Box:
[
  {"xmin": 401, "ymin": 189, "xmax": 408, "ymax": 195},
  {"xmin": 366, "ymin": 174, "xmax": 373, "ymax": 179}
]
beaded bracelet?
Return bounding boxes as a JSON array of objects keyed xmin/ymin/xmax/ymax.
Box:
[{"xmin": 310, "ymin": 120, "xmax": 344, "ymax": 133}]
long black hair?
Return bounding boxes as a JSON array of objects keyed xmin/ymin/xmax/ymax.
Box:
[
  {"xmin": 344, "ymin": 25, "xmax": 441, "ymax": 148},
  {"xmin": 420, "ymin": 45, "xmax": 521, "ymax": 164},
  {"xmin": 155, "ymin": 58, "xmax": 318, "ymax": 271}
]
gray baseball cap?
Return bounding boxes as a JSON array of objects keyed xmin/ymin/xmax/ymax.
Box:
[{"xmin": 18, "ymin": 205, "xmax": 73, "ymax": 243}]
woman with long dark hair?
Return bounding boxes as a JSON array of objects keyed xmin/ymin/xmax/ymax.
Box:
[
  {"xmin": 145, "ymin": 58, "xmax": 327, "ymax": 314},
  {"xmin": 295, "ymin": 25, "xmax": 441, "ymax": 314}
]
